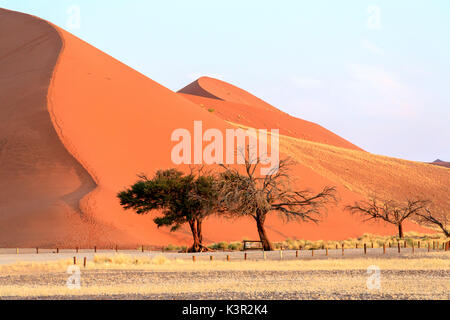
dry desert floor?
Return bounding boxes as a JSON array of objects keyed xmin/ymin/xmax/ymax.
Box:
[{"xmin": 0, "ymin": 249, "xmax": 448, "ymax": 300}]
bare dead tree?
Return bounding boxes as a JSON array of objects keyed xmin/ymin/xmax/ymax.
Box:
[
  {"xmin": 218, "ymin": 149, "xmax": 337, "ymax": 251},
  {"xmin": 345, "ymin": 197, "xmax": 430, "ymax": 238},
  {"xmin": 416, "ymin": 204, "xmax": 449, "ymax": 237}
]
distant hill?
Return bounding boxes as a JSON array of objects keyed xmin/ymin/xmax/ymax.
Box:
[{"xmin": 430, "ymin": 160, "xmax": 450, "ymax": 168}]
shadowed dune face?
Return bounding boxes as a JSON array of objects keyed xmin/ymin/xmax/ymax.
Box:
[
  {"xmin": 0, "ymin": 9, "xmax": 444, "ymax": 247},
  {"xmin": 0, "ymin": 9, "xmax": 106, "ymax": 247},
  {"xmin": 177, "ymin": 79, "xmax": 223, "ymax": 101},
  {"xmin": 179, "ymin": 77, "xmax": 279, "ymax": 112}
]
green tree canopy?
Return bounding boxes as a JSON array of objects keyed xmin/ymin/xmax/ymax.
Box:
[{"xmin": 117, "ymin": 168, "xmax": 218, "ymax": 252}]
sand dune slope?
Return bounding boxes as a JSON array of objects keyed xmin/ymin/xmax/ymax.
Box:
[{"xmin": 0, "ymin": 9, "xmax": 125, "ymax": 247}]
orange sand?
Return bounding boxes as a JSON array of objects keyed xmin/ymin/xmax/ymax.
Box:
[{"xmin": 0, "ymin": 8, "xmax": 444, "ymax": 247}]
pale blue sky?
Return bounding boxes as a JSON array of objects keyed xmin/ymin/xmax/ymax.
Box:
[{"xmin": 2, "ymin": 0, "xmax": 449, "ymax": 161}]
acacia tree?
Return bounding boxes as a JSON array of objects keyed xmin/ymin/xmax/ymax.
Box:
[
  {"xmin": 117, "ymin": 168, "xmax": 218, "ymax": 252},
  {"xmin": 218, "ymin": 156, "xmax": 337, "ymax": 251},
  {"xmin": 345, "ymin": 197, "xmax": 429, "ymax": 238},
  {"xmin": 416, "ymin": 203, "xmax": 449, "ymax": 237}
]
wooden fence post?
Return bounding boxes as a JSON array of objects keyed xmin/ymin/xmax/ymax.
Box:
[
  {"xmin": 311, "ymin": 249, "xmax": 314, "ymax": 257},
  {"xmin": 83, "ymin": 257, "xmax": 87, "ymax": 268},
  {"xmin": 364, "ymin": 243, "xmax": 367, "ymax": 255},
  {"xmin": 94, "ymin": 246, "xmax": 97, "ymax": 253},
  {"xmin": 73, "ymin": 257, "xmax": 77, "ymax": 265},
  {"xmin": 210, "ymin": 255, "xmax": 214, "ymax": 261},
  {"xmin": 341, "ymin": 243, "xmax": 344, "ymax": 256},
  {"xmin": 383, "ymin": 243, "xmax": 386, "ymax": 254},
  {"xmin": 244, "ymin": 253, "xmax": 247, "ymax": 260},
  {"xmin": 296, "ymin": 250, "xmax": 299, "ymax": 258},
  {"xmin": 36, "ymin": 247, "xmax": 39, "ymax": 254},
  {"xmin": 397, "ymin": 242, "xmax": 401, "ymax": 253},
  {"xmin": 227, "ymin": 255, "xmax": 230, "ymax": 261},
  {"xmin": 326, "ymin": 248, "xmax": 328, "ymax": 256},
  {"xmin": 192, "ymin": 256, "xmax": 196, "ymax": 262}
]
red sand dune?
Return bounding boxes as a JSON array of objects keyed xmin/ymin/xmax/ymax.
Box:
[{"xmin": 0, "ymin": 9, "xmax": 438, "ymax": 247}]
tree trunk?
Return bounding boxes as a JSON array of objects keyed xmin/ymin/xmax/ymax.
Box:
[
  {"xmin": 196, "ymin": 218, "xmax": 203, "ymax": 244},
  {"xmin": 398, "ymin": 223, "xmax": 404, "ymax": 239},
  {"xmin": 188, "ymin": 219, "xmax": 201, "ymax": 252},
  {"xmin": 255, "ymin": 212, "xmax": 273, "ymax": 251}
]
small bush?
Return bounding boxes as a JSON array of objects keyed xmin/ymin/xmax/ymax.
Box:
[
  {"xmin": 228, "ymin": 242, "xmax": 243, "ymax": 251},
  {"xmin": 165, "ymin": 244, "xmax": 180, "ymax": 251},
  {"xmin": 209, "ymin": 241, "xmax": 228, "ymax": 251}
]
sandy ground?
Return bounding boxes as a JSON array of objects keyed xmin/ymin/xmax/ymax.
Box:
[
  {"xmin": 2, "ymin": 269, "xmax": 448, "ymax": 300},
  {"xmin": 0, "ymin": 249, "xmax": 448, "ymax": 300}
]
